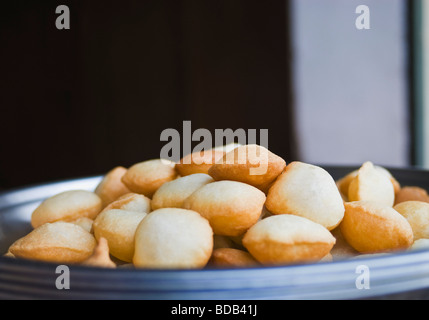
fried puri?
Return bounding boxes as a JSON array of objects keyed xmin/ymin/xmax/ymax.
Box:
[
  {"xmin": 348, "ymin": 162, "xmax": 395, "ymax": 207},
  {"xmin": 151, "ymin": 173, "xmax": 214, "ymax": 210},
  {"xmin": 95, "ymin": 166, "xmax": 130, "ymax": 207},
  {"xmin": 394, "ymin": 201, "xmax": 429, "ymax": 240},
  {"xmin": 183, "ymin": 180, "xmax": 266, "ymax": 236},
  {"xmin": 31, "ymin": 190, "xmax": 102, "ymax": 228},
  {"xmin": 265, "ymin": 161, "xmax": 345, "ymax": 230},
  {"xmin": 121, "ymin": 159, "xmax": 178, "ymax": 197},
  {"xmin": 208, "ymin": 144, "xmax": 286, "ymax": 192},
  {"xmin": 395, "ymin": 186, "xmax": 429, "ymax": 205},
  {"xmin": 82, "ymin": 237, "xmax": 116, "ymax": 268},
  {"xmin": 340, "ymin": 201, "xmax": 413, "ymax": 253},
  {"xmin": 9, "ymin": 221, "xmax": 96, "ymax": 263},
  {"xmin": 92, "ymin": 209, "xmax": 147, "ymax": 262},
  {"xmin": 242, "ymin": 214, "xmax": 336, "ymax": 265},
  {"xmin": 210, "ymin": 248, "xmax": 259, "ymax": 268},
  {"xmin": 102, "ymin": 192, "xmax": 151, "ymax": 214},
  {"xmin": 175, "ymin": 150, "xmax": 225, "ymax": 176},
  {"xmin": 133, "ymin": 208, "xmax": 213, "ymax": 269}
]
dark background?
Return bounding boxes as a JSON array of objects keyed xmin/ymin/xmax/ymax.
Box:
[{"xmin": 0, "ymin": 0, "xmax": 297, "ymax": 190}]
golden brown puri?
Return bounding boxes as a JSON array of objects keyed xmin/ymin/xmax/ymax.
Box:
[
  {"xmin": 242, "ymin": 214, "xmax": 336, "ymax": 265},
  {"xmin": 394, "ymin": 201, "xmax": 429, "ymax": 241},
  {"xmin": 395, "ymin": 186, "xmax": 429, "ymax": 205},
  {"xmin": 95, "ymin": 166, "xmax": 130, "ymax": 207},
  {"xmin": 101, "ymin": 193, "xmax": 151, "ymax": 214},
  {"xmin": 210, "ymin": 248, "xmax": 259, "ymax": 268},
  {"xmin": 183, "ymin": 180, "xmax": 266, "ymax": 237},
  {"xmin": 151, "ymin": 173, "xmax": 214, "ymax": 210},
  {"xmin": 31, "ymin": 190, "xmax": 102, "ymax": 229},
  {"xmin": 336, "ymin": 165, "xmax": 400, "ymax": 201},
  {"xmin": 175, "ymin": 150, "xmax": 225, "ymax": 176},
  {"xmin": 92, "ymin": 209, "xmax": 147, "ymax": 263},
  {"xmin": 9, "ymin": 222, "xmax": 96, "ymax": 264},
  {"xmin": 133, "ymin": 208, "xmax": 213, "ymax": 269},
  {"xmin": 265, "ymin": 161, "xmax": 345, "ymax": 230},
  {"xmin": 121, "ymin": 159, "xmax": 178, "ymax": 198},
  {"xmin": 82, "ymin": 237, "xmax": 116, "ymax": 268},
  {"xmin": 348, "ymin": 162, "xmax": 395, "ymax": 207},
  {"xmin": 208, "ymin": 144, "xmax": 286, "ymax": 191},
  {"xmin": 340, "ymin": 201, "xmax": 413, "ymax": 254}
]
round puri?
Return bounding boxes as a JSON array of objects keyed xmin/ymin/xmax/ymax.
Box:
[
  {"xmin": 93, "ymin": 209, "xmax": 147, "ymax": 262},
  {"xmin": 95, "ymin": 166, "xmax": 130, "ymax": 207},
  {"xmin": 394, "ymin": 201, "xmax": 429, "ymax": 240},
  {"xmin": 265, "ymin": 161, "xmax": 345, "ymax": 230},
  {"xmin": 31, "ymin": 190, "xmax": 102, "ymax": 228},
  {"xmin": 151, "ymin": 173, "xmax": 214, "ymax": 210},
  {"xmin": 348, "ymin": 162, "xmax": 395, "ymax": 207},
  {"xmin": 340, "ymin": 201, "xmax": 413, "ymax": 253},
  {"xmin": 175, "ymin": 150, "xmax": 225, "ymax": 176},
  {"xmin": 121, "ymin": 159, "xmax": 177, "ymax": 197},
  {"xmin": 102, "ymin": 193, "xmax": 151, "ymax": 214},
  {"xmin": 395, "ymin": 186, "xmax": 429, "ymax": 205},
  {"xmin": 242, "ymin": 214, "xmax": 336, "ymax": 265},
  {"xmin": 133, "ymin": 208, "xmax": 213, "ymax": 269},
  {"xmin": 210, "ymin": 248, "xmax": 259, "ymax": 268},
  {"xmin": 183, "ymin": 180, "xmax": 266, "ymax": 236},
  {"xmin": 9, "ymin": 222, "xmax": 96, "ymax": 263},
  {"xmin": 208, "ymin": 144, "xmax": 286, "ymax": 191}
]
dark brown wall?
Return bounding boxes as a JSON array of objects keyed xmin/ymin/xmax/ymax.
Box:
[{"xmin": 0, "ymin": 0, "xmax": 296, "ymax": 190}]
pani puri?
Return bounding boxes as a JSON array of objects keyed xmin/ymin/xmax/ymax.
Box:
[
  {"xmin": 102, "ymin": 193, "xmax": 151, "ymax": 214},
  {"xmin": 183, "ymin": 180, "xmax": 266, "ymax": 236},
  {"xmin": 265, "ymin": 161, "xmax": 345, "ymax": 230},
  {"xmin": 92, "ymin": 209, "xmax": 147, "ymax": 262},
  {"xmin": 95, "ymin": 166, "xmax": 130, "ymax": 207},
  {"xmin": 121, "ymin": 159, "xmax": 177, "ymax": 197},
  {"xmin": 208, "ymin": 144, "xmax": 286, "ymax": 191},
  {"xmin": 242, "ymin": 214, "xmax": 336, "ymax": 265},
  {"xmin": 395, "ymin": 186, "xmax": 429, "ymax": 205},
  {"xmin": 340, "ymin": 201, "xmax": 413, "ymax": 253},
  {"xmin": 133, "ymin": 208, "xmax": 213, "ymax": 269},
  {"xmin": 330, "ymin": 227, "xmax": 359, "ymax": 260},
  {"xmin": 31, "ymin": 190, "xmax": 102, "ymax": 228},
  {"xmin": 394, "ymin": 201, "xmax": 429, "ymax": 240},
  {"xmin": 210, "ymin": 248, "xmax": 259, "ymax": 268},
  {"xmin": 175, "ymin": 150, "xmax": 225, "ymax": 176},
  {"xmin": 9, "ymin": 221, "xmax": 96, "ymax": 263},
  {"xmin": 348, "ymin": 162, "xmax": 395, "ymax": 207},
  {"xmin": 151, "ymin": 173, "xmax": 214, "ymax": 210}
]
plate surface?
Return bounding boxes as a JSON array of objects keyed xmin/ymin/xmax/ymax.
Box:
[{"xmin": 2, "ymin": 166, "xmax": 429, "ymax": 300}]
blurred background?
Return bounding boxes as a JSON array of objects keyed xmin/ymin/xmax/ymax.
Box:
[{"xmin": 0, "ymin": 0, "xmax": 423, "ymax": 190}]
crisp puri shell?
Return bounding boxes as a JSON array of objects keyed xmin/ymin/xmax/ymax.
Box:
[
  {"xmin": 208, "ymin": 144, "xmax": 286, "ymax": 191},
  {"xmin": 265, "ymin": 161, "xmax": 345, "ymax": 230},
  {"xmin": 121, "ymin": 159, "xmax": 177, "ymax": 197},
  {"xmin": 95, "ymin": 166, "xmax": 130, "ymax": 207},
  {"xmin": 133, "ymin": 208, "xmax": 213, "ymax": 269},
  {"xmin": 348, "ymin": 162, "xmax": 395, "ymax": 207},
  {"xmin": 395, "ymin": 186, "xmax": 429, "ymax": 205},
  {"xmin": 9, "ymin": 222, "xmax": 96, "ymax": 263},
  {"xmin": 242, "ymin": 215, "xmax": 336, "ymax": 265},
  {"xmin": 31, "ymin": 190, "xmax": 102, "ymax": 228},
  {"xmin": 394, "ymin": 201, "xmax": 429, "ymax": 240},
  {"xmin": 175, "ymin": 150, "xmax": 225, "ymax": 176},
  {"xmin": 210, "ymin": 248, "xmax": 259, "ymax": 268},
  {"xmin": 93, "ymin": 209, "xmax": 147, "ymax": 262},
  {"xmin": 340, "ymin": 201, "xmax": 414, "ymax": 253},
  {"xmin": 183, "ymin": 180, "xmax": 266, "ymax": 236},
  {"xmin": 151, "ymin": 173, "xmax": 214, "ymax": 210},
  {"xmin": 101, "ymin": 193, "xmax": 151, "ymax": 214}
]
